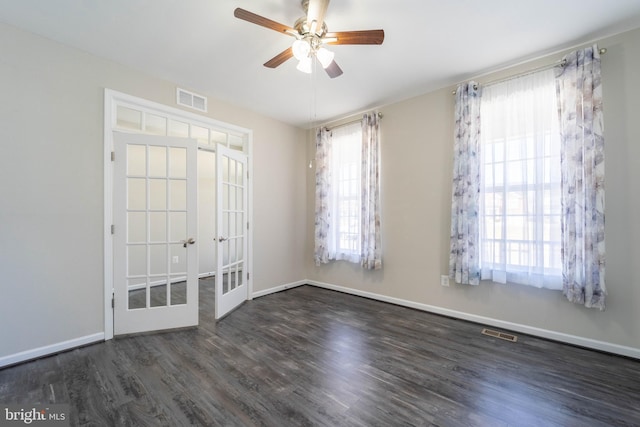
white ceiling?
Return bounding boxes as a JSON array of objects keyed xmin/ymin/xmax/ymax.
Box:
[{"xmin": 2, "ymin": 0, "xmax": 640, "ymax": 128}]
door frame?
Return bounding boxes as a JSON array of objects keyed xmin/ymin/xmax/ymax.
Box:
[{"xmin": 103, "ymin": 89, "xmax": 254, "ymax": 340}]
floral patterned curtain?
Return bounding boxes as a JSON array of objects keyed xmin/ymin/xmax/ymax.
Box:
[
  {"xmin": 314, "ymin": 127, "xmax": 332, "ymax": 266},
  {"xmin": 361, "ymin": 113, "xmax": 382, "ymax": 270},
  {"xmin": 449, "ymin": 82, "xmax": 481, "ymax": 285},
  {"xmin": 555, "ymin": 45, "xmax": 606, "ymax": 310}
]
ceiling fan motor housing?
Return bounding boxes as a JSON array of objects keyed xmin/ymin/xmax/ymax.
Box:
[{"xmin": 294, "ymin": 16, "xmax": 328, "ymax": 38}]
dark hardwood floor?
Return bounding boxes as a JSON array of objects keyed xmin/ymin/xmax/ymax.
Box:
[{"xmin": 2, "ymin": 279, "xmax": 640, "ymax": 426}]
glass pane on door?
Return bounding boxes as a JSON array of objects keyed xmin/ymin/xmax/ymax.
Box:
[
  {"xmin": 128, "ymin": 277, "xmax": 147, "ymax": 310},
  {"xmin": 150, "ymin": 283, "xmax": 167, "ymax": 307},
  {"xmin": 170, "ymin": 279, "xmax": 187, "ymax": 305}
]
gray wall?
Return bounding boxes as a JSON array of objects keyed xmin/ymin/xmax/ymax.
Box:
[
  {"xmin": 306, "ymin": 27, "xmax": 640, "ymax": 353},
  {"xmin": 0, "ymin": 22, "xmax": 307, "ymax": 360}
]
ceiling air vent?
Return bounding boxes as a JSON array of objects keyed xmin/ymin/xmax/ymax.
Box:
[{"xmin": 177, "ymin": 88, "xmax": 207, "ymax": 113}]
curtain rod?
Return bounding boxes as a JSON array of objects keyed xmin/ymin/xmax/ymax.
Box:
[
  {"xmin": 452, "ymin": 47, "xmax": 607, "ymax": 95},
  {"xmin": 322, "ymin": 112, "xmax": 383, "ymax": 131}
]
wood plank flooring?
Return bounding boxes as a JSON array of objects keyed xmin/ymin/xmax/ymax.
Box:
[{"xmin": 2, "ymin": 279, "xmax": 640, "ymax": 426}]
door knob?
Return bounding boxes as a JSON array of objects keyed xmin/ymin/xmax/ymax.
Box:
[
  {"xmin": 218, "ymin": 236, "xmax": 228, "ymax": 242},
  {"xmin": 182, "ymin": 237, "xmax": 196, "ymax": 248}
]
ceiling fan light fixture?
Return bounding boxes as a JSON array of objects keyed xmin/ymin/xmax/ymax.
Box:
[
  {"xmin": 292, "ymin": 39, "xmax": 311, "ymax": 61},
  {"xmin": 316, "ymin": 47, "xmax": 334, "ymax": 68},
  {"xmin": 296, "ymin": 56, "xmax": 313, "ymax": 73},
  {"xmin": 233, "ymin": 3, "xmax": 385, "ymax": 79}
]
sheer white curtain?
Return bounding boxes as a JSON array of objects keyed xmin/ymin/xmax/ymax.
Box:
[
  {"xmin": 327, "ymin": 122, "xmax": 362, "ymax": 263},
  {"xmin": 479, "ymin": 69, "xmax": 563, "ymax": 289}
]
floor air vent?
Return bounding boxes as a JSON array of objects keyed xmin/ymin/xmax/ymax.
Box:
[{"xmin": 481, "ymin": 328, "xmax": 518, "ymax": 342}]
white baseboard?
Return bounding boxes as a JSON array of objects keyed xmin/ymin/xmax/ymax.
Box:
[
  {"xmin": 6, "ymin": 281, "xmax": 638, "ymax": 368},
  {"xmin": 252, "ymin": 280, "xmax": 306, "ymax": 298},
  {"xmin": 306, "ymin": 280, "xmax": 640, "ymax": 360},
  {"xmin": 0, "ymin": 333, "xmax": 105, "ymax": 369}
]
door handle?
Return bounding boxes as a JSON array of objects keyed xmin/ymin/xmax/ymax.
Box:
[
  {"xmin": 182, "ymin": 237, "xmax": 196, "ymax": 248},
  {"xmin": 217, "ymin": 236, "xmax": 228, "ymax": 242}
]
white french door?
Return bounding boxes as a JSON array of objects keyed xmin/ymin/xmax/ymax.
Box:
[
  {"xmin": 113, "ymin": 132, "xmax": 198, "ymax": 335},
  {"xmin": 215, "ymin": 144, "xmax": 248, "ymax": 319}
]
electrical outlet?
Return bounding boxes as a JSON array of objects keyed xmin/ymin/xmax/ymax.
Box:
[
  {"xmin": 440, "ymin": 275, "xmax": 450, "ymax": 287},
  {"xmin": 172, "ymin": 256, "xmax": 179, "ymax": 264}
]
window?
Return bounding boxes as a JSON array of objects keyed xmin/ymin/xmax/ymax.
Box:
[
  {"xmin": 479, "ymin": 69, "xmax": 562, "ymax": 289},
  {"xmin": 328, "ymin": 122, "xmax": 362, "ymax": 263},
  {"xmin": 315, "ymin": 113, "xmax": 382, "ymax": 269},
  {"xmin": 451, "ymin": 46, "xmax": 605, "ymax": 307},
  {"xmin": 114, "ymin": 103, "xmax": 247, "ymax": 152}
]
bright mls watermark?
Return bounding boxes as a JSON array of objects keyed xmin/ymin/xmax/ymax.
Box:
[{"xmin": 1, "ymin": 405, "xmax": 69, "ymax": 426}]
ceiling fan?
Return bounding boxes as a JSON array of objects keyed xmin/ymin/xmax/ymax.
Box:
[{"xmin": 233, "ymin": 0, "xmax": 384, "ymax": 78}]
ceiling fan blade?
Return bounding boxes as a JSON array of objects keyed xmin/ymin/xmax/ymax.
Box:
[
  {"xmin": 307, "ymin": 0, "xmax": 330, "ymax": 35},
  {"xmin": 264, "ymin": 47, "xmax": 294, "ymax": 68},
  {"xmin": 324, "ymin": 60, "xmax": 343, "ymax": 79},
  {"xmin": 234, "ymin": 8, "xmax": 296, "ymax": 35},
  {"xmin": 324, "ymin": 30, "xmax": 385, "ymax": 45}
]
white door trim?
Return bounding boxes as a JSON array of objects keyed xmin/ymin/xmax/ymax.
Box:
[{"xmin": 103, "ymin": 89, "xmax": 253, "ymax": 340}]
